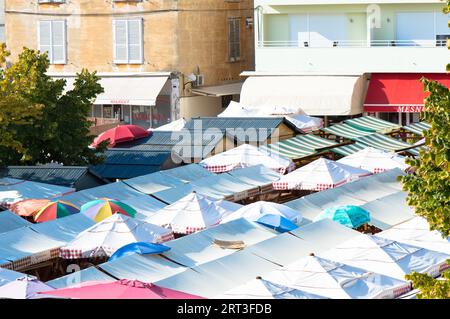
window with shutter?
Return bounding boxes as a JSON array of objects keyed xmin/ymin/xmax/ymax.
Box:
[
  {"xmin": 113, "ymin": 19, "xmax": 143, "ymax": 64},
  {"xmin": 228, "ymin": 17, "xmax": 241, "ymax": 62},
  {"xmin": 38, "ymin": 20, "xmax": 66, "ymax": 64}
]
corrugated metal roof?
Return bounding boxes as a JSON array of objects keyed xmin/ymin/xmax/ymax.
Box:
[
  {"xmin": 185, "ymin": 117, "xmax": 286, "ymax": 131},
  {"xmin": 90, "ymin": 149, "xmax": 172, "ymax": 180},
  {"xmin": 118, "ymin": 131, "xmax": 220, "ymax": 147},
  {"xmin": 90, "ymin": 164, "xmax": 163, "ymax": 180},
  {"xmin": 0, "ymin": 166, "xmax": 89, "ymax": 188}
]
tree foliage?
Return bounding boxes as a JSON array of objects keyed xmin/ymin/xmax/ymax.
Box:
[
  {"xmin": 405, "ymin": 261, "xmax": 450, "ymax": 299},
  {"xmin": 399, "ymin": 3, "xmax": 450, "ymax": 299},
  {"xmin": 0, "ymin": 45, "xmax": 106, "ymax": 166}
]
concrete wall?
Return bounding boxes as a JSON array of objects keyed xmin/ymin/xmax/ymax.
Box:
[
  {"xmin": 5, "ymin": 0, "xmax": 254, "ymax": 87},
  {"xmin": 0, "ymin": 0, "xmax": 4, "ymax": 43},
  {"xmin": 179, "ymin": 95, "xmax": 223, "ymax": 120}
]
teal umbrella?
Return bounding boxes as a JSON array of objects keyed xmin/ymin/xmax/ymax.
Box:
[{"xmin": 314, "ymin": 205, "xmax": 370, "ymax": 229}]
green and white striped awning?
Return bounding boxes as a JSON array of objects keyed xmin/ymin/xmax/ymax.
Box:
[
  {"xmin": 344, "ymin": 116, "xmax": 401, "ymax": 133},
  {"xmin": 260, "ymin": 134, "xmax": 337, "ymax": 159},
  {"xmin": 322, "ymin": 123, "xmax": 373, "ymax": 139},
  {"xmin": 330, "ymin": 143, "xmax": 367, "ymax": 156},
  {"xmin": 355, "ymin": 133, "xmax": 413, "ymax": 152},
  {"xmin": 402, "ymin": 122, "xmax": 431, "ymax": 136}
]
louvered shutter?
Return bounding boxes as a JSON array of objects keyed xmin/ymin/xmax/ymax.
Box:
[
  {"xmin": 52, "ymin": 20, "xmax": 66, "ymax": 64},
  {"xmin": 39, "ymin": 21, "xmax": 52, "ymax": 62},
  {"xmin": 228, "ymin": 18, "xmax": 235, "ymax": 61},
  {"xmin": 113, "ymin": 20, "xmax": 128, "ymax": 63},
  {"xmin": 128, "ymin": 19, "xmax": 143, "ymax": 64},
  {"xmin": 233, "ymin": 18, "xmax": 241, "ymax": 61}
]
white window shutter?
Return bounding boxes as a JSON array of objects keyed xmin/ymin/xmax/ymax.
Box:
[
  {"xmin": 113, "ymin": 20, "xmax": 128, "ymax": 63},
  {"xmin": 39, "ymin": 21, "xmax": 52, "ymax": 62},
  {"xmin": 128, "ymin": 19, "xmax": 143, "ymax": 64},
  {"xmin": 52, "ymin": 20, "xmax": 66, "ymax": 64}
]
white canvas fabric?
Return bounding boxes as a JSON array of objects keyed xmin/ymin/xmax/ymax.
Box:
[
  {"xmin": 199, "ymin": 144, "xmax": 295, "ymax": 174},
  {"xmin": 0, "ymin": 277, "xmax": 54, "ymax": 299},
  {"xmin": 239, "ymin": 75, "xmax": 365, "ymax": 116},
  {"xmin": 273, "ymin": 158, "xmax": 371, "ymax": 191},
  {"xmin": 145, "ymin": 192, "xmax": 235, "ymax": 234},
  {"xmin": 60, "ymin": 214, "xmax": 174, "ymax": 259},
  {"xmin": 322, "ymin": 234, "xmax": 450, "ymax": 280},
  {"xmin": 266, "ymin": 255, "xmax": 412, "ymax": 299},
  {"xmin": 337, "ymin": 147, "xmax": 409, "ymax": 173},
  {"xmin": 221, "ymin": 201, "xmax": 302, "ymax": 224},
  {"xmin": 378, "ymin": 217, "xmax": 450, "ymax": 255},
  {"xmin": 218, "ymin": 101, "xmax": 323, "ymax": 132},
  {"xmin": 219, "ymin": 277, "xmax": 327, "ymax": 299}
]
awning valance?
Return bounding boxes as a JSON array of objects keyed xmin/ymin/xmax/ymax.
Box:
[
  {"xmin": 190, "ymin": 82, "xmax": 244, "ymax": 97},
  {"xmin": 364, "ymin": 73, "xmax": 450, "ymax": 113},
  {"xmin": 239, "ymin": 75, "xmax": 366, "ymax": 116},
  {"xmin": 48, "ymin": 72, "xmax": 170, "ymax": 106}
]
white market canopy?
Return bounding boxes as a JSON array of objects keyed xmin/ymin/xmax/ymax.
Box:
[
  {"xmin": 48, "ymin": 72, "xmax": 170, "ymax": 106},
  {"xmin": 219, "ymin": 277, "xmax": 327, "ymax": 299},
  {"xmin": 337, "ymin": 147, "xmax": 409, "ymax": 174},
  {"xmin": 60, "ymin": 214, "xmax": 174, "ymax": 259},
  {"xmin": 272, "ymin": 158, "xmax": 371, "ymax": 191},
  {"xmin": 221, "ymin": 201, "xmax": 302, "ymax": 224},
  {"xmin": 0, "ymin": 178, "xmax": 75, "ymax": 209},
  {"xmin": 260, "ymin": 255, "xmax": 411, "ymax": 299},
  {"xmin": 218, "ymin": 101, "xmax": 324, "ymax": 133},
  {"xmin": 322, "ymin": 234, "xmax": 450, "ymax": 280},
  {"xmin": 239, "ymin": 75, "xmax": 366, "ymax": 116},
  {"xmin": 199, "ymin": 144, "xmax": 295, "ymax": 174},
  {"xmin": 144, "ymin": 192, "xmax": 236, "ymax": 234},
  {"xmin": 378, "ymin": 217, "xmax": 450, "ymax": 255}
]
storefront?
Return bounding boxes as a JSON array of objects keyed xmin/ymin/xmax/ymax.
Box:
[
  {"xmin": 364, "ymin": 73, "xmax": 450, "ymax": 126},
  {"xmin": 49, "ymin": 72, "xmax": 176, "ymax": 130}
]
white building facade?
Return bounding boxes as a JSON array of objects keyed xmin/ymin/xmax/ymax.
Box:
[{"xmin": 241, "ymin": 0, "xmax": 450, "ymax": 125}]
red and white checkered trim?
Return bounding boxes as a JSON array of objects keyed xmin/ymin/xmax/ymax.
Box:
[
  {"xmin": 60, "ymin": 248, "xmax": 83, "ymax": 259},
  {"xmin": 392, "ymin": 283, "xmax": 413, "ymax": 299},
  {"xmin": 372, "ymin": 168, "xmax": 388, "ymax": 174},
  {"xmin": 158, "ymin": 232, "xmax": 175, "ymax": 242},
  {"xmin": 203, "ymin": 164, "xmax": 234, "ymax": 173}
]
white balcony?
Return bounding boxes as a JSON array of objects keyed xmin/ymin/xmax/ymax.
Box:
[{"xmin": 254, "ymin": 39, "xmax": 449, "ymax": 74}]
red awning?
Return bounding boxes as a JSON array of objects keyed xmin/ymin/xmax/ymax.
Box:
[{"xmin": 364, "ymin": 73, "xmax": 450, "ymax": 113}]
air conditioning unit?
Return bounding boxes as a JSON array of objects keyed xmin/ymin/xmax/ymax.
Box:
[{"xmin": 194, "ymin": 74, "xmax": 205, "ymax": 87}]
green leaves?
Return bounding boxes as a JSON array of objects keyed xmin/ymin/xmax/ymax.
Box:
[{"xmin": 0, "ymin": 45, "xmax": 106, "ymax": 166}]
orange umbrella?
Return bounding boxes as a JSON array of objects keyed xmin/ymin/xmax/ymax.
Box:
[{"xmin": 10, "ymin": 199, "xmax": 50, "ymax": 217}]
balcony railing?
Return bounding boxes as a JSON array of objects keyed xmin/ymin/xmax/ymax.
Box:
[{"xmin": 257, "ymin": 39, "xmax": 448, "ymax": 48}]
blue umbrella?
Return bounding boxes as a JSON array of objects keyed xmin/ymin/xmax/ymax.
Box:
[
  {"xmin": 109, "ymin": 242, "xmax": 171, "ymax": 262},
  {"xmin": 314, "ymin": 205, "xmax": 370, "ymax": 229},
  {"xmin": 256, "ymin": 214, "xmax": 298, "ymax": 233}
]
